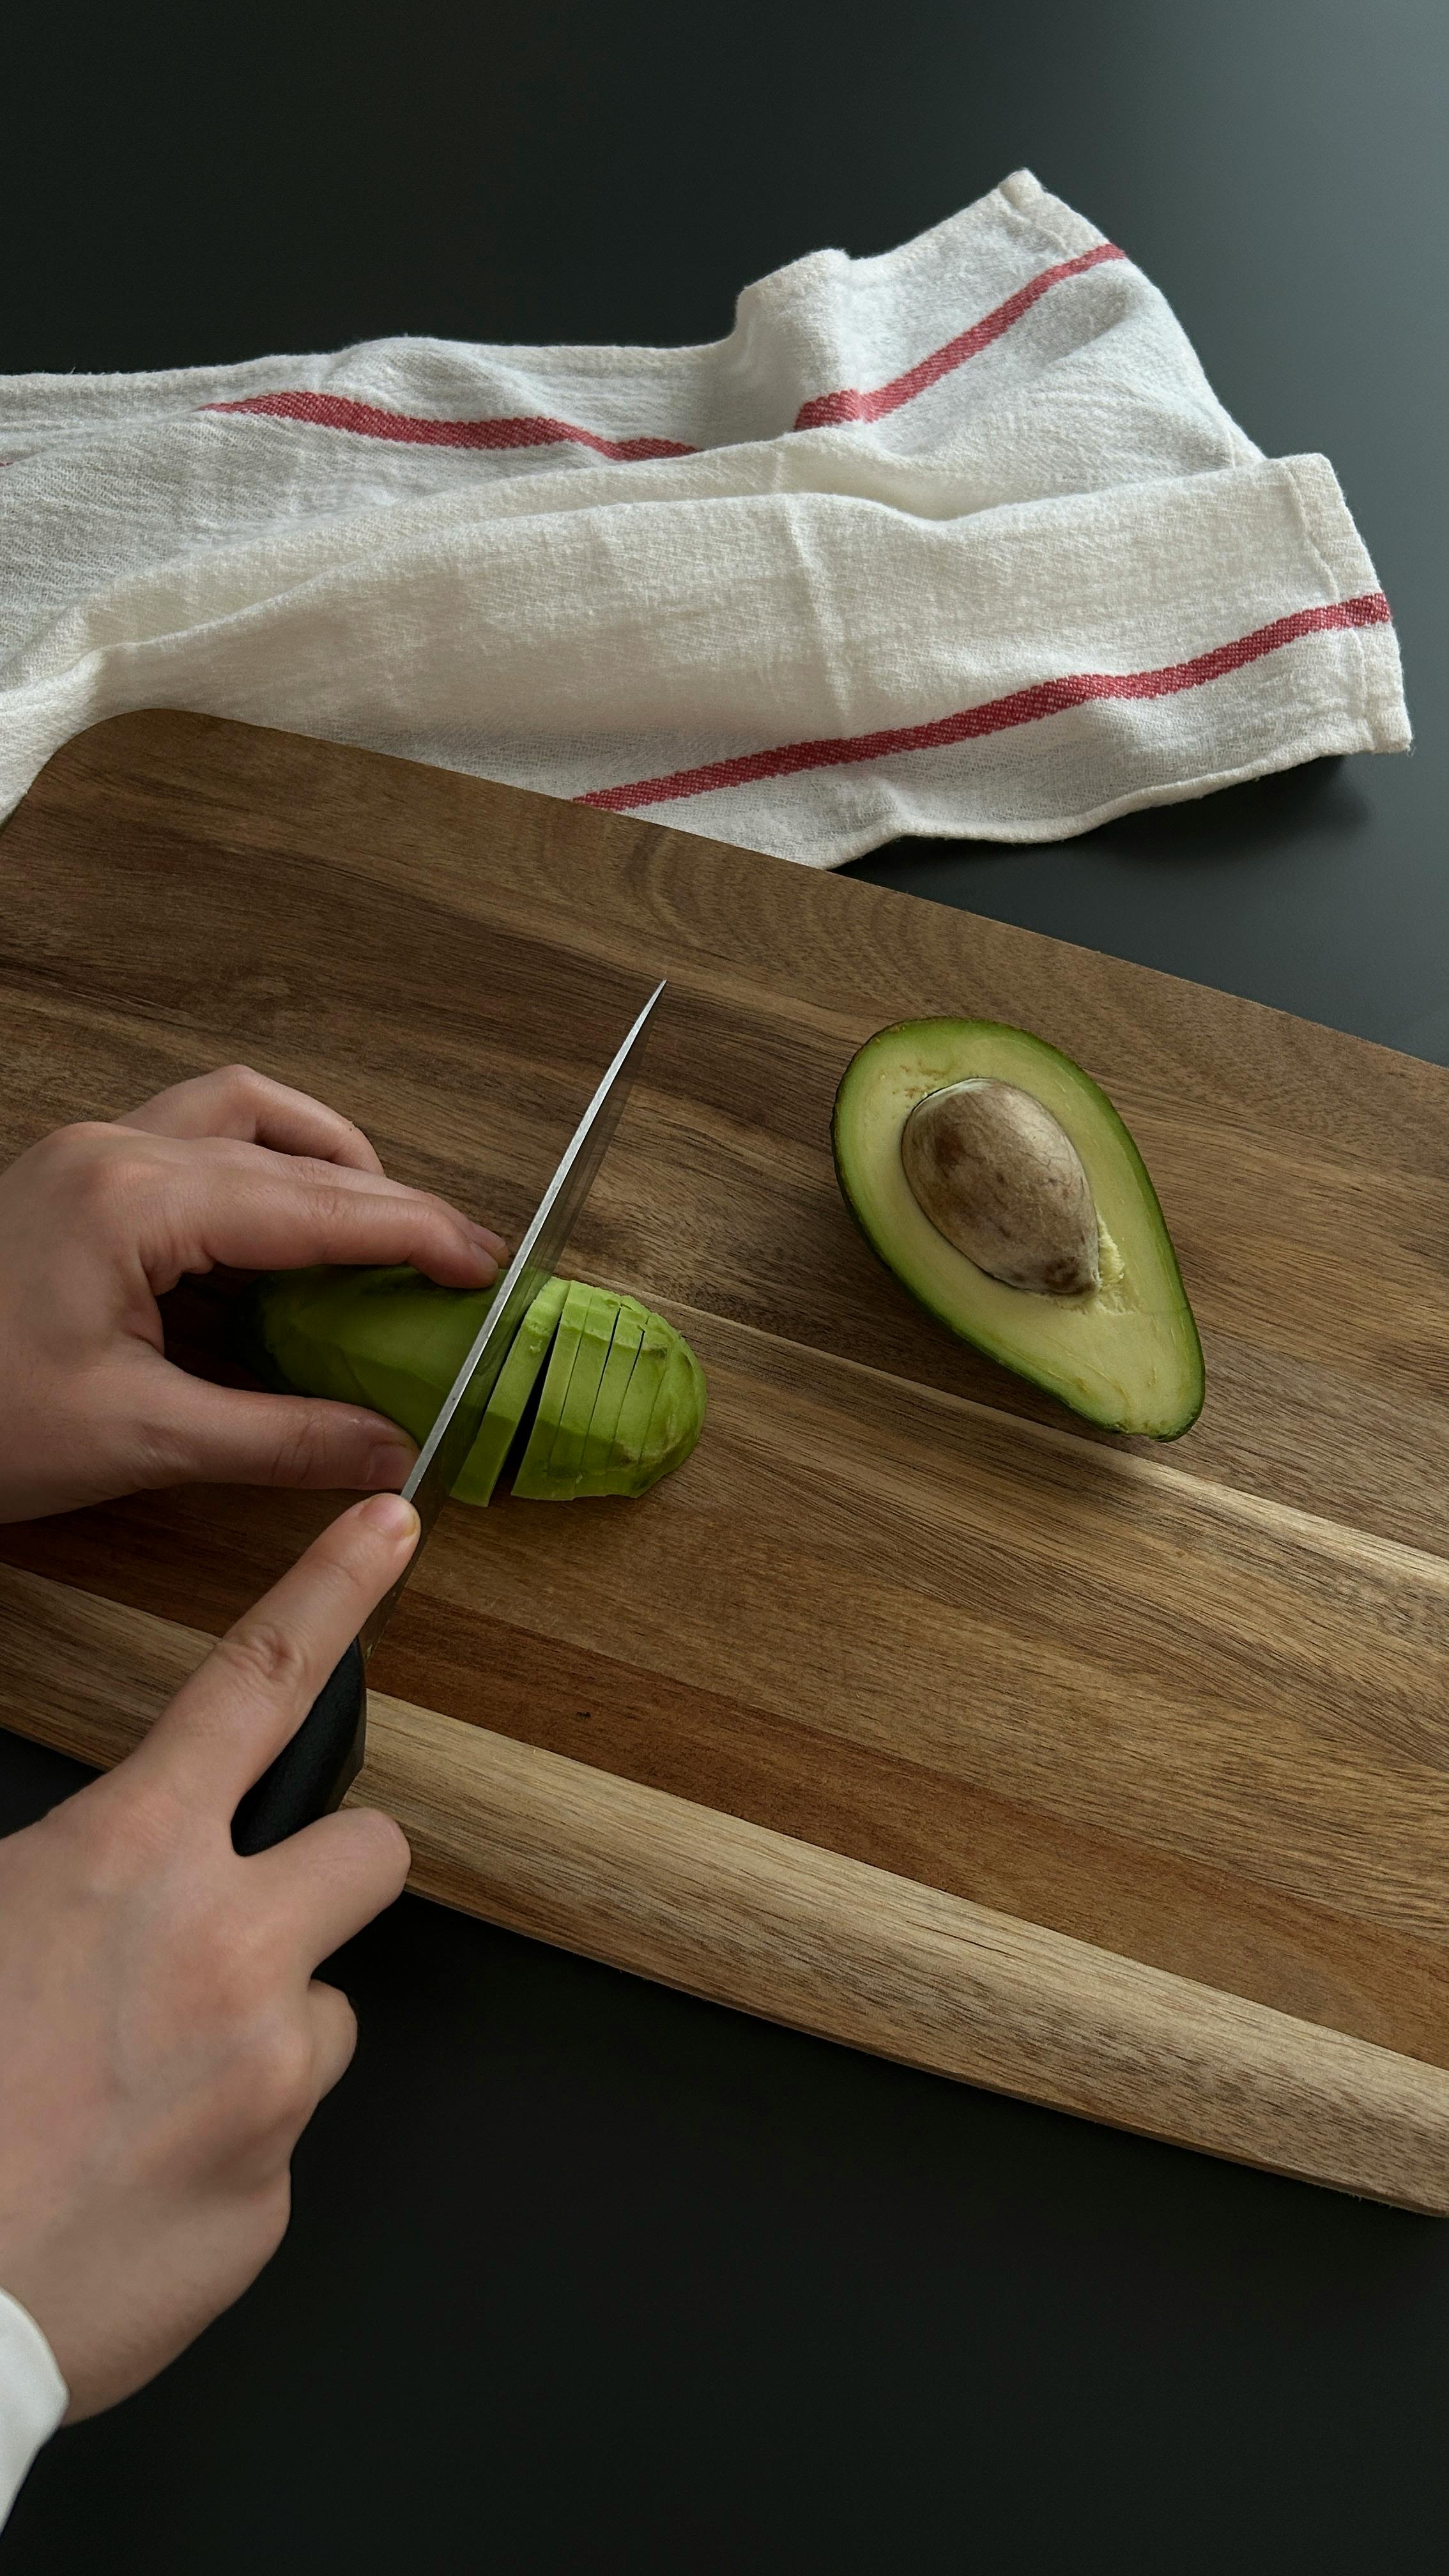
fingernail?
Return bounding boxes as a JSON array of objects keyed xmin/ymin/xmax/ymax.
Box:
[
  {"xmin": 470, "ymin": 1223, "xmax": 509, "ymax": 1257},
  {"xmin": 360, "ymin": 1492, "xmax": 419, "ymax": 1540},
  {"xmin": 364, "ymin": 1439, "xmax": 415, "ymax": 1491}
]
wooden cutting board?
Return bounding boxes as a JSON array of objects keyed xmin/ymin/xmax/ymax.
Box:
[{"xmin": 3, "ymin": 709, "xmax": 1449, "ymax": 2211}]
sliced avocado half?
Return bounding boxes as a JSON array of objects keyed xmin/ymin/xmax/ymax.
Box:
[
  {"xmin": 832, "ymin": 1018, "xmax": 1203, "ymax": 1439},
  {"xmin": 242, "ymin": 1266, "xmax": 707, "ymax": 1501}
]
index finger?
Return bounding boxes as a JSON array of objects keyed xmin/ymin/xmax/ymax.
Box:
[
  {"xmin": 126, "ymin": 1492, "xmax": 419, "ymax": 1820},
  {"xmin": 174, "ymin": 1151, "xmax": 506, "ymax": 1289},
  {"xmin": 118, "ymin": 1065, "xmax": 385, "ymax": 1172}
]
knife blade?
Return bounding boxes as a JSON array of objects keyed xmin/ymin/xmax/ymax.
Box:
[{"xmin": 231, "ymin": 979, "xmax": 666, "ymax": 1853}]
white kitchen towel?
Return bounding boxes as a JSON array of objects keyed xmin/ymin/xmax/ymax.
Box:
[{"xmin": 0, "ymin": 169, "xmax": 1407, "ymax": 867}]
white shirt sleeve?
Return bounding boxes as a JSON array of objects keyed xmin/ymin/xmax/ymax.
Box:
[{"xmin": 0, "ymin": 2287, "xmax": 67, "ymax": 2534}]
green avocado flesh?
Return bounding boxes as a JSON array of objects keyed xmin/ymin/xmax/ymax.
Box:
[
  {"xmin": 243, "ymin": 1266, "xmax": 705, "ymax": 1502},
  {"xmin": 627, "ymin": 1340, "xmax": 709, "ymax": 1495},
  {"xmin": 454, "ymin": 1274, "xmax": 567, "ymax": 1505},
  {"xmin": 512, "ymin": 1281, "xmax": 608, "ymax": 1499},
  {"xmin": 595, "ymin": 1309, "xmax": 677, "ymax": 1493},
  {"xmin": 546, "ymin": 1289, "xmax": 622, "ymax": 1485},
  {"xmin": 242, "ymin": 1266, "xmax": 482, "ymax": 1443},
  {"xmin": 832, "ymin": 1019, "xmax": 1203, "ymax": 1439},
  {"xmin": 579, "ymin": 1297, "xmax": 648, "ymax": 1480}
]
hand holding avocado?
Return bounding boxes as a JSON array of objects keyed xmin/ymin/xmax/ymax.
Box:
[
  {"xmin": 0, "ymin": 1064, "xmax": 505, "ymax": 1524},
  {"xmin": 0, "ymin": 1066, "xmax": 496, "ymax": 2510}
]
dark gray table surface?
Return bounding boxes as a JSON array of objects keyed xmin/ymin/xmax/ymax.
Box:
[{"xmin": 4, "ymin": 3, "xmax": 1448, "ymax": 2566}]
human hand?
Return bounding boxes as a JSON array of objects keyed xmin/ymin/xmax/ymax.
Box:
[
  {"xmin": 0, "ymin": 1490, "xmax": 419, "ymax": 2421},
  {"xmin": 0, "ymin": 1064, "xmax": 506, "ymax": 1521}
]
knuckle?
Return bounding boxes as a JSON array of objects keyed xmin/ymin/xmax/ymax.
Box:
[
  {"xmin": 267, "ymin": 1406, "xmax": 337, "ymax": 1487},
  {"xmin": 234, "ymin": 2177, "xmax": 293, "ymax": 2273},
  {"xmin": 399, "ymin": 1191, "xmax": 464, "ymax": 1252},
  {"xmin": 41, "ymin": 1770, "xmax": 188, "ymax": 1895},
  {"xmin": 226, "ymin": 2018, "xmax": 317, "ymax": 2145},
  {"xmin": 129, "ymin": 1413, "xmax": 195, "ymax": 1487},
  {"xmin": 33, "ymin": 1121, "xmax": 121, "ymax": 1191},
  {"xmin": 96, "ymin": 1776, "xmax": 185, "ymax": 1867},
  {"xmin": 302, "ymin": 1161, "xmax": 369, "ymax": 1200},
  {"xmin": 75, "ymin": 1137, "xmax": 152, "ymax": 1218},
  {"xmin": 37, "ymin": 1777, "xmax": 128, "ymax": 1876},
  {"xmin": 256, "ymin": 2023, "xmax": 316, "ymax": 2130},
  {"xmin": 318, "ymin": 1984, "xmax": 360, "ymax": 2062},
  {"xmin": 211, "ymin": 1617, "xmax": 311, "ymax": 1706},
  {"xmin": 304, "ymin": 1172, "xmax": 392, "ymax": 1243},
  {"xmin": 195, "ymin": 1937, "xmax": 264, "ymax": 2034},
  {"xmin": 29, "ymin": 1122, "xmax": 83, "ymax": 1170},
  {"xmin": 296, "ymin": 1169, "xmax": 350, "ymax": 1215},
  {"xmin": 52, "ymin": 1118, "xmax": 114, "ymax": 1153},
  {"xmin": 334, "ymin": 1116, "xmax": 378, "ymax": 1169}
]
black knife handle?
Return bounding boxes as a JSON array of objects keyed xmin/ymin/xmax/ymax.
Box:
[{"xmin": 231, "ymin": 1637, "xmax": 367, "ymax": 1855}]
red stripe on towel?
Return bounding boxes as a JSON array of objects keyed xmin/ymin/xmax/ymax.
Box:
[
  {"xmin": 202, "ymin": 244, "xmax": 1126, "ymax": 462},
  {"xmin": 793, "ymin": 242, "xmax": 1127, "ymax": 431},
  {"xmin": 202, "ymin": 390, "xmax": 696, "ymax": 462},
  {"xmin": 577, "ymin": 594, "xmax": 1393, "ymax": 811}
]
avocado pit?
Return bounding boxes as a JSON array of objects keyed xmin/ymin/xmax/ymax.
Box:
[{"xmin": 900, "ymin": 1078, "xmax": 1101, "ymax": 1297}]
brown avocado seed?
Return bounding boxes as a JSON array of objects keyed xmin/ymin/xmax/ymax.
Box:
[{"xmin": 900, "ymin": 1078, "xmax": 1101, "ymax": 1297}]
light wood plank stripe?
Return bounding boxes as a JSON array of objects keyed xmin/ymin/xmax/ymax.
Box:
[{"xmin": 3, "ymin": 1561, "xmax": 1446, "ymax": 2213}]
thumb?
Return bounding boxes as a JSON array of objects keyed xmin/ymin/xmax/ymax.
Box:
[{"xmin": 146, "ymin": 1370, "xmax": 418, "ymax": 1494}]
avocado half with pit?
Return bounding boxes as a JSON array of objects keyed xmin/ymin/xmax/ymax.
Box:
[
  {"xmin": 832, "ymin": 1019, "xmax": 1202, "ymax": 1438},
  {"xmin": 240, "ymin": 1266, "xmax": 705, "ymax": 1502}
]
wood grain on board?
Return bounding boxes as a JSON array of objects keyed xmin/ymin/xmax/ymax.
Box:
[
  {"xmin": 5, "ymin": 1560, "xmax": 1449, "ymax": 2216},
  {"xmin": 2, "ymin": 708, "xmax": 1448, "ymax": 2205}
]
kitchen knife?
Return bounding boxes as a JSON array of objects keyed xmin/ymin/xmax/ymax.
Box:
[{"xmin": 231, "ymin": 979, "xmax": 666, "ymax": 1854}]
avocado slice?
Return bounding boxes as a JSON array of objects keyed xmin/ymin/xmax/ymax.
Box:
[
  {"xmin": 583, "ymin": 1307, "xmax": 676, "ymax": 1492},
  {"xmin": 452, "ymin": 1273, "xmax": 569, "ymax": 1506},
  {"xmin": 543, "ymin": 1287, "xmax": 622, "ymax": 1487},
  {"xmin": 511, "ymin": 1280, "xmax": 599, "ymax": 1499},
  {"xmin": 626, "ymin": 1337, "xmax": 708, "ymax": 1493},
  {"xmin": 578, "ymin": 1296, "xmax": 649, "ymax": 1483},
  {"xmin": 832, "ymin": 1018, "xmax": 1202, "ymax": 1439}
]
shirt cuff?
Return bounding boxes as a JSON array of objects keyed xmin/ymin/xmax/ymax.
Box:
[{"xmin": 0, "ymin": 2286, "xmax": 68, "ymax": 2533}]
